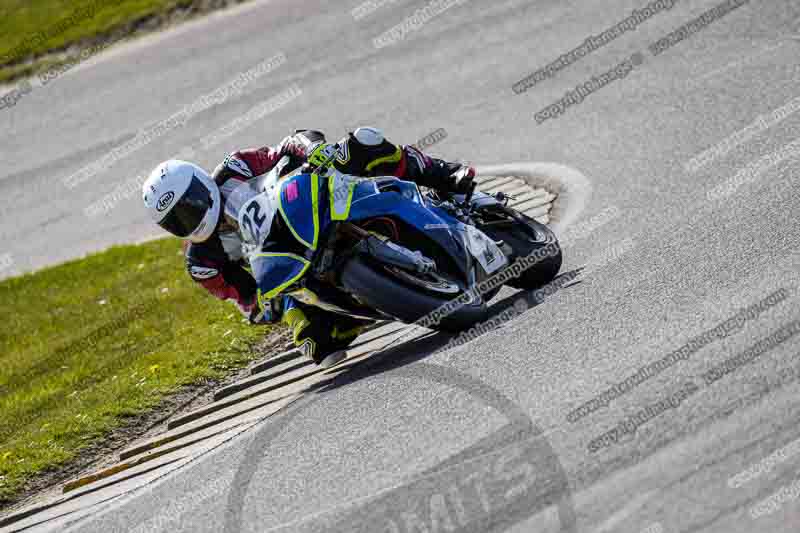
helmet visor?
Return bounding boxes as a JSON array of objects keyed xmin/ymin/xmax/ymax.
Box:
[{"xmin": 158, "ymin": 175, "xmax": 213, "ymax": 237}]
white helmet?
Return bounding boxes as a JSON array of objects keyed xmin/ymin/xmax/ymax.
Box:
[{"xmin": 142, "ymin": 160, "xmax": 221, "ymax": 243}]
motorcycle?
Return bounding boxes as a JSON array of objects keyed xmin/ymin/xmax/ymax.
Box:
[{"xmin": 237, "ymin": 149, "xmax": 562, "ymax": 332}]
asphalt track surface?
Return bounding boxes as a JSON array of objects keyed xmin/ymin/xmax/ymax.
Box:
[{"xmin": 2, "ymin": 0, "xmax": 800, "ymax": 531}]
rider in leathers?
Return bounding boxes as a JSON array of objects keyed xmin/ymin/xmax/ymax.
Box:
[{"xmin": 143, "ymin": 127, "xmax": 475, "ymax": 366}]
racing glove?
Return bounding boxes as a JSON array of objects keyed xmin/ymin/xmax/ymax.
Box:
[
  {"xmin": 449, "ymin": 165, "xmax": 477, "ymax": 194},
  {"xmin": 306, "ymin": 142, "xmax": 338, "ymax": 171},
  {"xmin": 245, "ymin": 294, "xmax": 285, "ymax": 325}
]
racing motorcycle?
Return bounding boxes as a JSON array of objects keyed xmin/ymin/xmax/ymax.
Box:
[{"xmin": 239, "ymin": 150, "xmax": 562, "ymax": 331}]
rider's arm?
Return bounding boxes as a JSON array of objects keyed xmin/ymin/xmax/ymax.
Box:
[
  {"xmin": 276, "ymin": 129, "xmax": 327, "ymax": 162},
  {"xmin": 184, "ymin": 239, "xmax": 258, "ymax": 319},
  {"xmin": 212, "ymin": 130, "xmax": 327, "ymax": 181},
  {"xmin": 399, "ymin": 144, "xmax": 473, "ymax": 190}
]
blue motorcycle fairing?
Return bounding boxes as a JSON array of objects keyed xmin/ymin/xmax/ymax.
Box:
[
  {"xmin": 250, "ymin": 252, "xmax": 311, "ymax": 306},
  {"xmin": 277, "ymin": 172, "xmax": 331, "ymax": 251},
  {"xmin": 348, "ymin": 184, "xmax": 471, "ymax": 277},
  {"xmin": 255, "ymin": 173, "xmax": 475, "ymax": 304}
]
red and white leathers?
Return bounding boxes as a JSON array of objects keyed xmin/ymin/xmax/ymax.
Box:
[{"xmin": 184, "ymin": 127, "xmax": 475, "ymax": 361}]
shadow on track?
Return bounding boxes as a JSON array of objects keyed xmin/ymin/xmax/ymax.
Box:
[
  {"xmin": 222, "ymin": 269, "xmax": 584, "ymax": 533},
  {"xmin": 325, "ymin": 268, "xmax": 585, "ymax": 388}
]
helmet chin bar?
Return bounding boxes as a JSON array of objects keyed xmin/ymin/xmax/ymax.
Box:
[{"xmin": 188, "ymin": 190, "xmax": 221, "ymax": 243}]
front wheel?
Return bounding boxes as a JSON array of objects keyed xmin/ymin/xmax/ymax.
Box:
[
  {"xmin": 474, "ymin": 205, "xmax": 562, "ymax": 290},
  {"xmin": 339, "ymin": 258, "xmax": 489, "ymax": 332}
]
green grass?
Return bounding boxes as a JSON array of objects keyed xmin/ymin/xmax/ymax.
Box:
[
  {"xmin": 0, "ymin": 237, "xmax": 267, "ymax": 504},
  {"xmin": 0, "ymin": 0, "xmax": 194, "ymax": 82}
]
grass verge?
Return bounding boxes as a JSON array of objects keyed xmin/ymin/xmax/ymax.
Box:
[
  {"xmin": 0, "ymin": 237, "xmax": 267, "ymax": 505},
  {"xmin": 0, "ymin": 0, "xmax": 248, "ymax": 84}
]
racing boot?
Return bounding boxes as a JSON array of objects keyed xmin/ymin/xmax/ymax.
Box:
[{"xmin": 283, "ymin": 306, "xmax": 371, "ymax": 368}]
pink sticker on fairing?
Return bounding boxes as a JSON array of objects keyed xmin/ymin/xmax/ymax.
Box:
[{"xmin": 286, "ymin": 181, "xmax": 299, "ymax": 202}]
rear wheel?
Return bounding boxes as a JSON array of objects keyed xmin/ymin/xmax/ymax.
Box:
[{"xmin": 339, "ymin": 257, "xmax": 488, "ymax": 332}]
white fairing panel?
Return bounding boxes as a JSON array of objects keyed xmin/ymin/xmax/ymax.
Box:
[
  {"xmin": 222, "ymin": 161, "xmax": 282, "ymax": 252},
  {"xmin": 465, "ymin": 225, "xmax": 508, "ymax": 275},
  {"xmin": 237, "ymin": 191, "xmax": 278, "ymax": 247}
]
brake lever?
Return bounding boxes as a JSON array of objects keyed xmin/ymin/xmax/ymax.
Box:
[{"xmin": 462, "ymin": 181, "xmax": 477, "ymax": 214}]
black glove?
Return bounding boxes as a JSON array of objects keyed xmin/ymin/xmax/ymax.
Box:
[
  {"xmin": 247, "ymin": 296, "xmax": 280, "ymax": 325},
  {"xmin": 449, "ymin": 165, "xmax": 476, "ymax": 194}
]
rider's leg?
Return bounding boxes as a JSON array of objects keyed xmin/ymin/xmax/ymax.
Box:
[
  {"xmin": 282, "ymin": 301, "xmax": 371, "ymax": 367},
  {"xmin": 333, "ymin": 127, "xmax": 475, "ymax": 193},
  {"xmin": 332, "ymin": 127, "xmax": 404, "ymax": 177}
]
